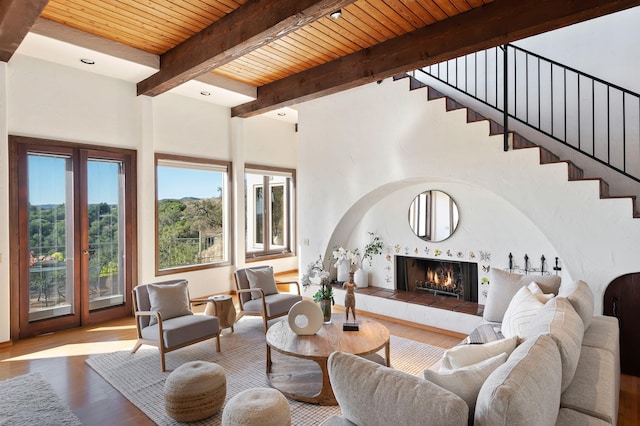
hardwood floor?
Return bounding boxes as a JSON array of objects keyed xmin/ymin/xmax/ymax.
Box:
[{"xmin": 0, "ymin": 298, "xmax": 637, "ymax": 425}]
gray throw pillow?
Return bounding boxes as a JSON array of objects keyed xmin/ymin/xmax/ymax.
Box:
[
  {"xmin": 246, "ymin": 267, "xmax": 279, "ymax": 300},
  {"xmin": 147, "ymin": 281, "xmax": 193, "ymax": 326},
  {"xmin": 483, "ymin": 269, "xmax": 561, "ymax": 323}
]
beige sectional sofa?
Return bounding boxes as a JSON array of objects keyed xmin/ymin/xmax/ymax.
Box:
[{"xmin": 321, "ymin": 270, "xmax": 620, "ymax": 426}]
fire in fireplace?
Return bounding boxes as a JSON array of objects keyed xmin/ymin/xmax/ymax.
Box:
[{"xmin": 395, "ymin": 255, "xmax": 478, "ymax": 302}]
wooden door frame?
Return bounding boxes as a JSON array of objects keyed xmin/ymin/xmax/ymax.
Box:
[{"xmin": 8, "ymin": 135, "xmax": 138, "ymax": 340}]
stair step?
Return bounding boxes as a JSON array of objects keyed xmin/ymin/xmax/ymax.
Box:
[
  {"xmin": 602, "ymin": 195, "xmax": 638, "ymax": 218},
  {"xmin": 417, "ymin": 81, "xmax": 638, "ymax": 218},
  {"xmin": 427, "ymin": 86, "xmax": 446, "ymax": 101},
  {"xmin": 392, "ymin": 73, "xmax": 427, "ymax": 90},
  {"xmin": 393, "ymin": 73, "xmax": 410, "ymax": 81}
]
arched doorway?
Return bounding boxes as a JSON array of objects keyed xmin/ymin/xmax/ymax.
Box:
[{"xmin": 603, "ymin": 273, "xmax": 640, "ymax": 376}]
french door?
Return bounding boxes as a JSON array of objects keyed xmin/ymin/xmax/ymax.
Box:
[{"xmin": 10, "ymin": 137, "xmax": 136, "ymax": 339}]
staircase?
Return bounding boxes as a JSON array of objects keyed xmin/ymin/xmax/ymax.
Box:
[{"xmin": 393, "ymin": 69, "xmax": 640, "ymax": 219}]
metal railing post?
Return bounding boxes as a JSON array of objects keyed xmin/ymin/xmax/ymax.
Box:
[{"xmin": 503, "ymin": 44, "xmax": 509, "ymax": 151}]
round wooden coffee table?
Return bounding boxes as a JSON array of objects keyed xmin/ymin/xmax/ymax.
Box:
[{"xmin": 265, "ymin": 318, "xmax": 390, "ymax": 406}]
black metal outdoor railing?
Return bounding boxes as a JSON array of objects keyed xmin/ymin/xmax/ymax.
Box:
[{"xmin": 414, "ymin": 44, "xmax": 640, "ymax": 183}]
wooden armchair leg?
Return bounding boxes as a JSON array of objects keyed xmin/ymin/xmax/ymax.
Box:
[
  {"xmin": 215, "ymin": 335, "xmax": 221, "ymax": 352},
  {"xmin": 262, "ymin": 315, "xmax": 269, "ymax": 333},
  {"xmin": 131, "ymin": 341, "xmax": 143, "ymax": 354},
  {"xmin": 159, "ymin": 346, "xmax": 167, "ymax": 372}
]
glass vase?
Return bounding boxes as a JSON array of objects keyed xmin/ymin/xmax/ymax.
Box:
[{"xmin": 319, "ymin": 299, "xmax": 332, "ymax": 324}]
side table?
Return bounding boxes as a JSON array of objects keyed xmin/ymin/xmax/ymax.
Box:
[{"xmin": 204, "ymin": 295, "xmax": 236, "ymax": 332}]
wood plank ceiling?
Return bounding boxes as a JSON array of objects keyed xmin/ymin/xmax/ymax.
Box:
[
  {"xmin": 40, "ymin": 0, "xmax": 484, "ymax": 86},
  {"xmin": 4, "ymin": 0, "xmax": 640, "ymax": 117}
]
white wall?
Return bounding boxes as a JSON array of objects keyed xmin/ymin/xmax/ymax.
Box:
[
  {"xmin": 0, "ymin": 54, "xmax": 298, "ymax": 342},
  {"xmin": 297, "ymin": 77, "xmax": 640, "ymax": 330},
  {"xmin": 516, "ymin": 7, "xmax": 640, "ymax": 95}
]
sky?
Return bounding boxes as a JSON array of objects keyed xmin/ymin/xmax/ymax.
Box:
[{"xmin": 28, "ymin": 155, "xmax": 223, "ymax": 205}]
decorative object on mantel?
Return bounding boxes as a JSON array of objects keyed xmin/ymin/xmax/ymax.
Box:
[
  {"xmin": 287, "ymin": 300, "xmax": 323, "ymax": 335},
  {"xmin": 332, "ymin": 246, "xmax": 358, "ymax": 283},
  {"xmin": 553, "ymin": 257, "xmax": 562, "ymax": 275},
  {"xmin": 353, "ymin": 232, "xmax": 384, "ymax": 288},
  {"xmin": 507, "ymin": 253, "xmax": 556, "ymax": 275},
  {"xmin": 302, "ymin": 255, "xmax": 334, "ymax": 324}
]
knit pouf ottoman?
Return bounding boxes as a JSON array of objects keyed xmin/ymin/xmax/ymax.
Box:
[
  {"xmin": 164, "ymin": 361, "xmax": 226, "ymax": 422},
  {"xmin": 222, "ymin": 388, "xmax": 291, "ymax": 426}
]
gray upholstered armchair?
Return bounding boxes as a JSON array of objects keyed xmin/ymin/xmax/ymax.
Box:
[
  {"xmin": 132, "ymin": 279, "xmax": 221, "ymax": 371},
  {"xmin": 233, "ymin": 266, "xmax": 302, "ymax": 332}
]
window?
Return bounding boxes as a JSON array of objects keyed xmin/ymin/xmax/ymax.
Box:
[
  {"xmin": 156, "ymin": 154, "xmax": 230, "ymax": 273},
  {"xmin": 245, "ymin": 166, "xmax": 295, "ymax": 259}
]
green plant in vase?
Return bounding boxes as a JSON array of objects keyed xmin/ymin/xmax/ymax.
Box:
[{"xmin": 302, "ymin": 255, "xmax": 334, "ymax": 323}]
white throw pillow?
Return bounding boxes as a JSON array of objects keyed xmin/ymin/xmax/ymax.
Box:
[
  {"xmin": 440, "ymin": 336, "xmax": 518, "ymax": 371},
  {"xmin": 147, "ymin": 281, "xmax": 193, "ymax": 326},
  {"xmin": 501, "ymin": 286, "xmax": 545, "ymax": 338},
  {"xmin": 246, "ymin": 266, "xmax": 279, "ymax": 300},
  {"xmin": 483, "ymin": 269, "xmax": 561, "ymax": 323},
  {"xmin": 527, "ymin": 281, "xmax": 555, "ymax": 302},
  {"xmin": 424, "ymin": 352, "xmax": 508, "ymax": 416}
]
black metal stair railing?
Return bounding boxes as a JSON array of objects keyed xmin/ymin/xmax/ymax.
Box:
[{"xmin": 414, "ymin": 44, "xmax": 640, "ymax": 183}]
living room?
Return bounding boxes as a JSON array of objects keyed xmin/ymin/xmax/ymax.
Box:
[{"xmin": 1, "ymin": 1, "xmax": 640, "ymax": 424}]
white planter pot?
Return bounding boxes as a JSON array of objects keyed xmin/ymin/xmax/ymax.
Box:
[
  {"xmin": 354, "ymin": 268, "xmax": 368, "ymax": 288},
  {"xmin": 337, "ymin": 260, "xmax": 350, "ymax": 282}
]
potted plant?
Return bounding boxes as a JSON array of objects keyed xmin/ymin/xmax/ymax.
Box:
[
  {"xmin": 354, "ymin": 232, "xmax": 384, "ymax": 288},
  {"xmin": 331, "ymin": 246, "xmax": 359, "ymax": 282},
  {"xmin": 302, "ymin": 255, "xmax": 334, "ymax": 323}
]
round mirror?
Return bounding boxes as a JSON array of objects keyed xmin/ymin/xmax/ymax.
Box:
[{"xmin": 408, "ymin": 190, "xmax": 459, "ymax": 242}]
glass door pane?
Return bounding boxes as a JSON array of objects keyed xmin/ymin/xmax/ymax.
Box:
[
  {"xmin": 87, "ymin": 159, "xmax": 125, "ymax": 311},
  {"xmin": 270, "ymin": 183, "xmax": 286, "ymax": 248},
  {"xmin": 28, "ymin": 154, "xmax": 74, "ymax": 321}
]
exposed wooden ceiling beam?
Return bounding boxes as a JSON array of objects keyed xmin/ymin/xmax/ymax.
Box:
[
  {"xmin": 137, "ymin": 0, "xmax": 356, "ymax": 97},
  {"xmin": 232, "ymin": 0, "xmax": 640, "ymax": 118},
  {"xmin": 0, "ymin": 0, "xmax": 50, "ymax": 62}
]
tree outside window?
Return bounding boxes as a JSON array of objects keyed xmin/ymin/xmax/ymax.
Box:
[{"xmin": 156, "ymin": 154, "xmax": 230, "ymax": 273}]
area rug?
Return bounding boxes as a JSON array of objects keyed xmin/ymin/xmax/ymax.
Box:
[
  {"xmin": 0, "ymin": 372, "xmax": 82, "ymax": 425},
  {"xmin": 86, "ymin": 317, "xmax": 445, "ymax": 425}
]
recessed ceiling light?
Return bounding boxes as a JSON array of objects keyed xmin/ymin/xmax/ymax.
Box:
[
  {"xmin": 330, "ymin": 10, "xmax": 342, "ymax": 20},
  {"xmin": 200, "ymin": 91, "xmax": 211, "ymax": 96},
  {"xmin": 80, "ymin": 58, "xmax": 95, "ymax": 65},
  {"xmin": 277, "ymin": 112, "xmax": 286, "ymax": 116}
]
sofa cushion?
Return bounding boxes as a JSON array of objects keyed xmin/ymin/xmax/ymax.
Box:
[
  {"xmin": 440, "ymin": 336, "xmax": 518, "ymax": 371},
  {"xmin": 424, "ymin": 352, "xmax": 508, "ymax": 416},
  {"xmin": 582, "ymin": 316, "xmax": 619, "ymax": 356},
  {"xmin": 246, "ymin": 266, "xmax": 279, "ymax": 300},
  {"xmin": 327, "ymin": 351, "xmax": 468, "ymax": 426},
  {"xmin": 483, "ymin": 269, "xmax": 561, "ymax": 323},
  {"xmin": 556, "ymin": 408, "xmax": 611, "ymax": 426},
  {"xmin": 501, "ymin": 285, "xmax": 546, "ymax": 338},
  {"xmin": 559, "ymin": 280, "xmax": 595, "ymax": 329},
  {"xmin": 560, "ymin": 346, "xmax": 617, "ymax": 424},
  {"xmin": 147, "ymin": 281, "xmax": 193, "ymax": 326},
  {"xmin": 141, "ymin": 315, "xmax": 219, "ymax": 348},
  {"xmin": 475, "ymin": 334, "xmax": 562, "ymax": 426},
  {"xmin": 526, "ymin": 297, "xmax": 585, "ymax": 392}
]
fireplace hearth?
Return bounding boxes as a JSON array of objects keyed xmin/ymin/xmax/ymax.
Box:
[{"xmin": 395, "ymin": 255, "xmax": 478, "ymax": 303}]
